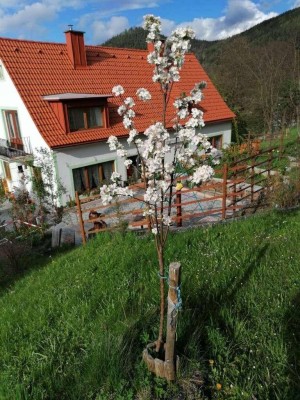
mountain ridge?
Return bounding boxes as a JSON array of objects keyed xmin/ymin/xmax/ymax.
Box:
[{"xmin": 102, "ymin": 7, "xmax": 300, "ymax": 69}]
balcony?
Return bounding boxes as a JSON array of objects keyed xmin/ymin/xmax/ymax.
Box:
[{"xmin": 0, "ymin": 137, "xmax": 32, "ymax": 161}]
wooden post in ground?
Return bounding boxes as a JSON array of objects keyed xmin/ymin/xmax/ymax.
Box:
[
  {"xmin": 279, "ymin": 128, "xmax": 284, "ymax": 159},
  {"xmin": 250, "ymin": 157, "xmax": 255, "ymax": 203},
  {"xmin": 267, "ymin": 150, "xmax": 273, "ymax": 199},
  {"xmin": 164, "ymin": 262, "xmax": 181, "ymax": 381},
  {"xmin": 222, "ymin": 163, "xmax": 228, "ymax": 220},
  {"xmin": 232, "ymin": 166, "xmax": 237, "ymax": 214},
  {"xmin": 75, "ymin": 191, "xmax": 86, "ymax": 245},
  {"xmin": 267, "ymin": 149, "xmax": 273, "ymax": 180},
  {"xmin": 176, "ymin": 191, "xmax": 182, "ymax": 227}
]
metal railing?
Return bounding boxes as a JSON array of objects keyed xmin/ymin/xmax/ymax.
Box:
[{"xmin": 0, "ymin": 136, "xmax": 32, "ymax": 159}]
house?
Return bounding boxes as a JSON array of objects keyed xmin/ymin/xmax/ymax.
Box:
[{"xmin": 0, "ymin": 29, "xmax": 235, "ymax": 204}]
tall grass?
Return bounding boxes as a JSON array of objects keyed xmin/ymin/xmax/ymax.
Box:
[{"xmin": 0, "ymin": 209, "xmax": 299, "ymax": 399}]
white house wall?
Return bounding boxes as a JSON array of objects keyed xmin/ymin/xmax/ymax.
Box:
[
  {"xmin": 202, "ymin": 121, "xmax": 232, "ymax": 147},
  {"xmin": 55, "ymin": 120, "xmax": 232, "ymax": 204},
  {"xmin": 0, "ymin": 60, "xmax": 49, "ymax": 191},
  {"xmin": 54, "ymin": 138, "xmax": 130, "ymax": 203}
]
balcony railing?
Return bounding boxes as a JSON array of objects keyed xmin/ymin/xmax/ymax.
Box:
[{"xmin": 0, "ymin": 137, "xmax": 32, "ymax": 159}]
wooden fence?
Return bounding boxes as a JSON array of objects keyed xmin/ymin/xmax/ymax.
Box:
[{"xmin": 76, "ymin": 148, "xmax": 276, "ymax": 244}]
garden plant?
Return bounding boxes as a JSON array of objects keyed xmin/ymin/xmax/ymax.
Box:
[{"xmin": 99, "ymin": 14, "xmax": 219, "ymax": 380}]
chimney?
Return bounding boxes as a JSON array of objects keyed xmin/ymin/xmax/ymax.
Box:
[
  {"xmin": 65, "ymin": 27, "xmax": 87, "ymax": 68},
  {"xmin": 147, "ymin": 42, "xmax": 155, "ymax": 53}
]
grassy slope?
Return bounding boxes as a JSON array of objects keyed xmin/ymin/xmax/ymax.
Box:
[{"xmin": 0, "ymin": 210, "xmax": 300, "ymax": 399}]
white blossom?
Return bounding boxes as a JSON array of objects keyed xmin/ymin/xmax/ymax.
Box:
[
  {"xmin": 124, "ymin": 159, "xmax": 133, "ymax": 169},
  {"xmin": 191, "ymin": 165, "xmax": 214, "ymax": 184},
  {"xmin": 107, "ymin": 136, "xmax": 119, "ymax": 151},
  {"xmin": 117, "ymin": 148, "xmax": 127, "ymax": 158},
  {"xmin": 101, "ymin": 15, "xmax": 217, "ymax": 238},
  {"xmin": 100, "ymin": 183, "xmax": 133, "ymax": 206},
  {"xmin": 127, "ymin": 129, "xmax": 138, "ymax": 144},
  {"xmin": 127, "ymin": 109, "xmax": 136, "ymax": 118},
  {"xmin": 111, "ymin": 171, "xmax": 121, "ymax": 182},
  {"xmin": 174, "ymin": 99, "xmax": 183, "ymax": 109},
  {"xmin": 112, "ymin": 85, "xmax": 125, "ymax": 96},
  {"xmin": 191, "ymin": 108, "xmax": 202, "ymax": 118},
  {"xmin": 177, "ymin": 108, "xmax": 189, "ymax": 119},
  {"xmin": 136, "ymin": 88, "xmax": 152, "ymax": 101},
  {"xmin": 117, "ymin": 105, "xmax": 127, "ymax": 116},
  {"xmin": 144, "ymin": 187, "xmax": 159, "ymax": 203},
  {"xmin": 100, "ymin": 184, "xmax": 115, "ymax": 205},
  {"xmin": 123, "ymin": 116, "xmax": 132, "ymax": 129},
  {"xmin": 124, "ymin": 97, "xmax": 135, "ymax": 107}
]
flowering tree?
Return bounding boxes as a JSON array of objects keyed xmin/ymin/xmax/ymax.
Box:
[{"xmin": 100, "ymin": 15, "xmax": 220, "ymax": 370}]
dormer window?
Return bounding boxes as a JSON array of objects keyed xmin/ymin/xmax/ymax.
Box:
[
  {"xmin": 68, "ymin": 105, "xmax": 103, "ymax": 131},
  {"xmin": 42, "ymin": 93, "xmax": 112, "ymax": 133}
]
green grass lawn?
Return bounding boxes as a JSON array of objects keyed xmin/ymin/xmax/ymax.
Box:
[
  {"xmin": 0, "ymin": 209, "xmax": 300, "ymax": 399},
  {"xmin": 258, "ymin": 127, "xmax": 300, "ymax": 172}
]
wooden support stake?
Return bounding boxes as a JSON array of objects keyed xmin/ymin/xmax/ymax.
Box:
[
  {"xmin": 176, "ymin": 191, "xmax": 182, "ymax": 227},
  {"xmin": 267, "ymin": 150, "xmax": 273, "ymax": 198},
  {"xmin": 251, "ymin": 158, "xmax": 255, "ymax": 203},
  {"xmin": 222, "ymin": 163, "xmax": 228, "ymax": 220},
  {"xmin": 164, "ymin": 262, "xmax": 181, "ymax": 382},
  {"xmin": 279, "ymin": 128, "xmax": 284, "ymax": 159},
  {"xmin": 232, "ymin": 168, "xmax": 237, "ymax": 214},
  {"xmin": 75, "ymin": 191, "xmax": 86, "ymax": 245}
]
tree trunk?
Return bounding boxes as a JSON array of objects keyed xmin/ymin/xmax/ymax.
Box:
[{"xmin": 156, "ymin": 245, "xmax": 165, "ymax": 352}]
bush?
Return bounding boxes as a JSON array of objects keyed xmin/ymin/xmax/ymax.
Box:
[{"xmin": 268, "ymin": 166, "xmax": 300, "ymax": 209}]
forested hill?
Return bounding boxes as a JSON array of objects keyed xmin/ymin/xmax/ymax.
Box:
[
  {"xmin": 102, "ymin": 7, "xmax": 300, "ymax": 67},
  {"xmin": 102, "ymin": 27, "xmax": 148, "ymax": 50},
  {"xmin": 238, "ymin": 7, "xmax": 300, "ymax": 44},
  {"xmin": 102, "ymin": 8, "xmax": 300, "ymax": 139}
]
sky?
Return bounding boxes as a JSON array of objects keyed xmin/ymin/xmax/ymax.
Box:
[{"xmin": 0, "ymin": 0, "xmax": 299, "ymax": 44}]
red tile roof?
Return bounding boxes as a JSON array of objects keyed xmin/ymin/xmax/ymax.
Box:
[{"xmin": 0, "ymin": 36, "xmax": 235, "ymax": 148}]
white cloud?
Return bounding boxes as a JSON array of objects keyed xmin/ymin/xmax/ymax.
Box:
[
  {"xmin": 160, "ymin": 18, "xmax": 176, "ymax": 36},
  {"xmin": 0, "ymin": 0, "xmax": 168, "ymax": 41},
  {"xmin": 0, "ymin": 2, "xmax": 56, "ymax": 36},
  {"xmin": 0, "ymin": 0, "xmax": 287, "ymax": 43},
  {"xmin": 293, "ymin": 0, "xmax": 300, "ymax": 7},
  {"xmin": 161, "ymin": 0, "xmax": 278, "ymax": 40},
  {"xmin": 90, "ymin": 16, "xmax": 130, "ymax": 43}
]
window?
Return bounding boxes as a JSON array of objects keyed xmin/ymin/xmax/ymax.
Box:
[
  {"xmin": 0, "ymin": 65, "xmax": 4, "ymax": 80},
  {"xmin": 68, "ymin": 106, "xmax": 103, "ymax": 132},
  {"xmin": 210, "ymin": 134, "xmax": 223, "ymax": 150},
  {"xmin": 73, "ymin": 161, "xmax": 114, "ymax": 194},
  {"xmin": 3, "ymin": 110, "xmax": 24, "ymax": 150},
  {"xmin": 3, "ymin": 110, "xmax": 21, "ymax": 139}
]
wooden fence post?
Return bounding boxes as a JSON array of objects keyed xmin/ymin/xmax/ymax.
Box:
[
  {"xmin": 164, "ymin": 262, "xmax": 181, "ymax": 381},
  {"xmin": 279, "ymin": 129, "xmax": 284, "ymax": 159},
  {"xmin": 267, "ymin": 149, "xmax": 273, "ymax": 180},
  {"xmin": 75, "ymin": 191, "xmax": 86, "ymax": 245},
  {"xmin": 251, "ymin": 157, "xmax": 255, "ymax": 203},
  {"xmin": 176, "ymin": 191, "xmax": 182, "ymax": 227},
  {"xmin": 232, "ymin": 166, "xmax": 237, "ymax": 214},
  {"xmin": 267, "ymin": 149, "xmax": 273, "ymax": 198},
  {"xmin": 222, "ymin": 163, "xmax": 228, "ymax": 220}
]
